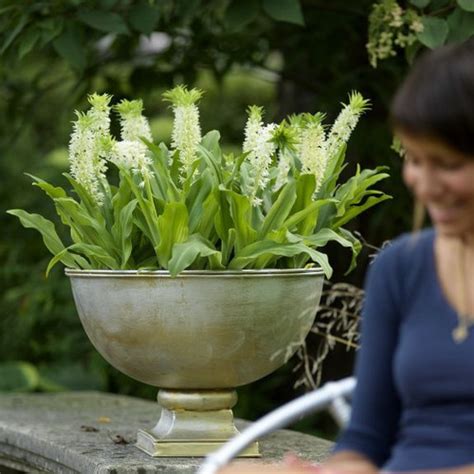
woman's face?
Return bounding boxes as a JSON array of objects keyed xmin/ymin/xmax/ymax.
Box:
[{"xmin": 400, "ymin": 132, "xmax": 474, "ymax": 239}]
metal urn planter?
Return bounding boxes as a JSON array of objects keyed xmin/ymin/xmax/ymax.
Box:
[{"xmin": 66, "ymin": 268, "xmax": 324, "ymax": 457}]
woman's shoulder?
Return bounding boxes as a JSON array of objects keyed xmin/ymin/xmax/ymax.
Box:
[
  {"xmin": 365, "ymin": 228, "xmax": 435, "ymax": 314},
  {"xmin": 373, "ymin": 227, "xmax": 435, "ymax": 268}
]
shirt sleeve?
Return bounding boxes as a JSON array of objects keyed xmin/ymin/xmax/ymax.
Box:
[{"xmin": 333, "ymin": 243, "xmax": 403, "ymax": 466}]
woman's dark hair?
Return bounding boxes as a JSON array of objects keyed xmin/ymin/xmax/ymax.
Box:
[{"xmin": 391, "ymin": 37, "xmax": 474, "ymax": 156}]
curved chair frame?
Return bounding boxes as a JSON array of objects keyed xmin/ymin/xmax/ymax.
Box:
[{"xmin": 197, "ymin": 377, "xmax": 356, "ymax": 474}]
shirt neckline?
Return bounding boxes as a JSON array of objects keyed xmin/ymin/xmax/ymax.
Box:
[{"xmin": 428, "ymin": 230, "xmax": 460, "ymax": 321}]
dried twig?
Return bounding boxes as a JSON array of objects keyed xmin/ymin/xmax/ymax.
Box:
[{"xmin": 294, "ymin": 281, "xmax": 364, "ymax": 390}]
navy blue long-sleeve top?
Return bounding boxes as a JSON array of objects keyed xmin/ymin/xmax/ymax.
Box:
[{"xmin": 334, "ymin": 229, "xmax": 474, "ymax": 471}]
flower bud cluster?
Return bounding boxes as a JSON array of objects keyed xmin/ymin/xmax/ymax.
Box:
[
  {"xmin": 69, "ymin": 94, "xmax": 154, "ymax": 203},
  {"xmin": 243, "ymin": 106, "xmax": 277, "ymax": 206},
  {"xmin": 241, "ymin": 93, "xmax": 368, "ymax": 201},
  {"xmin": 163, "ymin": 86, "xmax": 203, "ymax": 180},
  {"xmin": 69, "ymin": 95, "xmax": 112, "ymax": 204},
  {"xmin": 114, "ymin": 99, "xmax": 153, "ymax": 180},
  {"xmin": 326, "ymin": 92, "xmax": 369, "ymax": 162},
  {"xmin": 367, "ymin": 0, "xmax": 423, "ymax": 68},
  {"xmin": 299, "ymin": 119, "xmax": 327, "ymax": 192},
  {"xmin": 297, "ymin": 94, "xmax": 368, "ymax": 193},
  {"xmin": 115, "ymin": 99, "xmax": 153, "ymax": 143}
]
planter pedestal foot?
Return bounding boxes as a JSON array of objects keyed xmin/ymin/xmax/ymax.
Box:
[{"xmin": 135, "ymin": 389, "xmax": 260, "ymax": 457}]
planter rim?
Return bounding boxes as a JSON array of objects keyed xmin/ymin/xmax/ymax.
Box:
[{"xmin": 65, "ymin": 268, "xmax": 324, "ymax": 278}]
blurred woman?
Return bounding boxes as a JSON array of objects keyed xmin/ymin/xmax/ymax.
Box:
[{"xmin": 221, "ymin": 37, "xmax": 474, "ymax": 473}]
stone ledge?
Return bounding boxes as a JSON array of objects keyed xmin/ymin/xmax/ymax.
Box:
[{"xmin": 0, "ymin": 392, "xmax": 332, "ymax": 473}]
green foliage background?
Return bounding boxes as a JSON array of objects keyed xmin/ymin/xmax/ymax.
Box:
[{"xmin": 1, "ymin": 0, "xmax": 472, "ymax": 437}]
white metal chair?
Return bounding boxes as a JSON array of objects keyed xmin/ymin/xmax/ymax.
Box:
[{"xmin": 197, "ymin": 377, "xmax": 356, "ymax": 474}]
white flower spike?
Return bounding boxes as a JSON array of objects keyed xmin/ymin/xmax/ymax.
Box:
[
  {"xmin": 163, "ymin": 85, "xmax": 203, "ymax": 179},
  {"xmin": 326, "ymin": 92, "xmax": 370, "ymax": 162},
  {"xmin": 299, "ymin": 115, "xmax": 327, "ymax": 192},
  {"xmin": 115, "ymin": 99, "xmax": 153, "ymax": 143},
  {"xmin": 242, "ymin": 106, "xmax": 277, "ymax": 206},
  {"xmin": 68, "ymin": 94, "xmax": 113, "ymax": 204}
]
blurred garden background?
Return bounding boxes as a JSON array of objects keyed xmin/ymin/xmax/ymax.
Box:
[{"xmin": 1, "ymin": 0, "xmax": 473, "ymax": 439}]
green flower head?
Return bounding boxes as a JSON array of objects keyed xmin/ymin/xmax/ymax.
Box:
[
  {"xmin": 115, "ymin": 99, "xmax": 145, "ymax": 117},
  {"xmin": 271, "ymin": 122, "xmax": 299, "ymax": 152},
  {"xmin": 87, "ymin": 93, "xmax": 112, "ymax": 111},
  {"xmin": 162, "ymin": 85, "xmax": 203, "ymax": 107}
]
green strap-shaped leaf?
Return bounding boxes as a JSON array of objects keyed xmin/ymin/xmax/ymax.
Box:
[
  {"xmin": 317, "ymin": 144, "xmax": 347, "ymax": 198},
  {"xmin": 333, "ymin": 194, "xmax": 392, "ymax": 228},
  {"xmin": 222, "ymin": 228, "xmax": 236, "ymax": 266},
  {"xmin": 112, "ymin": 173, "xmax": 132, "ymax": 218},
  {"xmin": 224, "ymin": 189, "xmax": 257, "ymax": 252},
  {"xmin": 7, "ymin": 210, "xmax": 76, "ymax": 268},
  {"xmin": 225, "ymin": 152, "xmax": 248, "ymax": 188},
  {"xmin": 54, "ymin": 197, "xmax": 117, "ymax": 254},
  {"xmin": 63, "ymin": 173, "xmax": 104, "ymax": 222},
  {"xmin": 142, "ymin": 140, "xmax": 179, "ymax": 201},
  {"xmin": 65, "ymin": 172, "xmax": 115, "ymax": 235},
  {"xmin": 27, "ymin": 173, "xmax": 67, "ymax": 199},
  {"xmin": 291, "ymin": 174, "xmax": 317, "ymax": 234},
  {"xmin": 156, "ymin": 201, "xmax": 189, "ymax": 268},
  {"xmin": 168, "ymin": 234, "xmax": 224, "ymax": 276},
  {"xmin": 258, "ymin": 180, "xmax": 297, "ymax": 239},
  {"xmin": 197, "ymin": 143, "xmax": 224, "ymax": 184},
  {"xmin": 197, "ymin": 192, "xmax": 219, "ymax": 240},
  {"xmin": 201, "ymin": 130, "xmax": 222, "ymax": 164},
  {"xmin": 254, "ymin": 228, "xmax": 287, "ymax": 268},
  {"xmin": 300, "ymin": 228, "xmax": 353, "ymax": 249},
  {"xmin": 55, "ymin": 243, "xmax": 118, "ymax": 270},
  {"xmin": 335, "ymin": 167, "xmax": 390, "ymax": 218},
  {"xmin": 133, "ymin": 213, "xmax": 154, "ymax": 243},
  {"xmin": 338, "ymin": 228, "xmax": 363, "ymax": 275},
  {"xmin": 291, "ymin": 228, "xmax": 355, "ymax": 273},
  {"xmin": 121, "ymin": 170, "xmax": 160, "ymax": 247},
  {"xmin": 336, "ymin": 167, "xmax": 389, "ymax": 200},
  {"xmin": 229, "ymin": 240, "xmax": 299, "ymax": 269},
  {"xmin": 111, "ymin": 199, "xmax": 138, "ymax": 269},
  {"xmin": 334, "ymin": 164, "xmax": 361, "ymax": 216},
  {"xmin": 229, "ymin": 239, "xmax": 333, "ymax": 278},
  {"xmin": 46, "ymin": 247, "xmax": 91, "ymax": 277},
  {"xmin": 187, "ymin": 169, "xmax": 213, "ymax": 233},
  {"xmin": 300, "ymin": 246, "xmax": 332, "ymax": 278},
  {"xmin": 283, "ymin": 198, "xmax": 336, "ymax": 232},
  {"xmin": 214, "ymin": 188, "xmax": 234, "ymax": 247}
]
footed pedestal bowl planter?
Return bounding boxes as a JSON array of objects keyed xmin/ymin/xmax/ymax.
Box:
[{"xmin": 66, "ymin": 268, "xmax": 324, "ymax": 457}]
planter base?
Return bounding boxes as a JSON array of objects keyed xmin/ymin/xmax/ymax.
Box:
[
  {"xmin": 136, "ymin": 429, "xmax": 259, "ymax": 457},
  {"xmin": 135, "ymin": 389, "xmax": 260, "ymax": 457}
]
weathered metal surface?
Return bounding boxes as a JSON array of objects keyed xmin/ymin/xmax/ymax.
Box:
[
  {"xmin": 65, "ymin": 269, "xmax": 324, "ymax": 389},
  {"xmin": 65, "ymin": 269, "xmax": 324, "ymax": 456}
]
